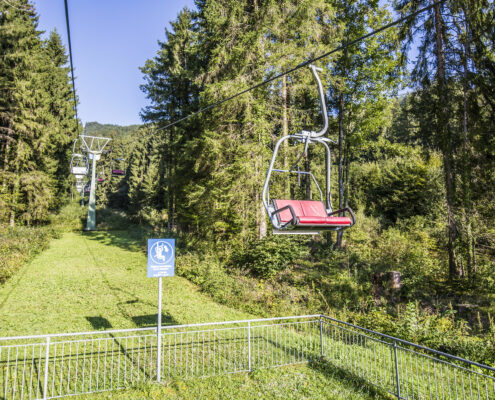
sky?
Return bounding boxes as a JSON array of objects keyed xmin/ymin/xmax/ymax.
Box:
[{"xmin": 33, "ymin": 0, "xmax": 196, "ymax": 126}]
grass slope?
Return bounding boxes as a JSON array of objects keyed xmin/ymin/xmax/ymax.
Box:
[
  {"xmin": 0, "ymin": 229, "xmax": 386, "ymax": 399},
  {"xmin": 0, "ymin": 230, "xmax": 249, "ymax": 336},
  {"xmin": 82, "ymin": 362, "xmax": 383, "ymax": 400}
]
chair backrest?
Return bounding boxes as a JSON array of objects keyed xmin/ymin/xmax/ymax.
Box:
[
  {"xmin": 299, "ymin": 200, "xmax": 327, "ymax": 218},
  {"xmin": 273, "ymin": 200, "xmax": 327, "ymax": 223}
]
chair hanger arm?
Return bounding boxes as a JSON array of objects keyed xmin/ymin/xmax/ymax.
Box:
[{"xmin": 309, "ymin": 64, "xmax": 328, "ymax": 138}]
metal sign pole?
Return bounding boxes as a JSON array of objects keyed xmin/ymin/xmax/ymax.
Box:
[
  {"xmin": 147, "ymin": 238, "xmax": 175, "ymax": 383},
  {"xmin": 157, "ymin": 277, "xmax": 162, "ymax": 382}
]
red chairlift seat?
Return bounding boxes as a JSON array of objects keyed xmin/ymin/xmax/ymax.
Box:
[
  {"xmin": 263, "ymin": 65, "xmax": 357, "ymax": 234},
  {"xmin": 272, "ymin": 199, "xmax": 353, "ymax": 229},
  {"xmin": 112, "ymin": 169, "xmax": 124, "ymax": 176}
]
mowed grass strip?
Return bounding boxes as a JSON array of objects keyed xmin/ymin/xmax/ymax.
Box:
[
  {"xmin": 0, "ymin": 230, "xmax": 249, "ymax": 336},
  {"xmin": 79, "ymin": 362, "xmax": 387, "ymax": 400}
]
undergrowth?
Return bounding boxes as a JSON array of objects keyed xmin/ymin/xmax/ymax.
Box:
[{"xmin": 0, "ymin": 202, "xmax": 85, "ymax": 284}]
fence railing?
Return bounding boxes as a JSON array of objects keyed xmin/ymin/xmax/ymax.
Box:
[{"xmin": 1, "ymin": 314, "xmax": 494, "ymax": 399}]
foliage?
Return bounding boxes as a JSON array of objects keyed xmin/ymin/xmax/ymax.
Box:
[
  {"xmin": 350, "ymin": 151, "xmax": 444, "ymax": 225},
  {"xmin": 0, "ymin": 2, "xmax": 78, "ymax": 226},
  {"xmin": 83, "ymin": 122, "xmax": 141, "ymax": 140},
  {"xmin": 232, "ymin": 236, "xmax": 310, "ymax": 278}
]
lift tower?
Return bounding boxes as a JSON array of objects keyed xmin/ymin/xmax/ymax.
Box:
[{"xmin": 79, "ymin": 135, "xmax": 111, "ymax": 230}]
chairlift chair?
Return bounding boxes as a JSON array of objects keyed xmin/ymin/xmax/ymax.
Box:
[
  {"xmin": 70, "ymin": 139, "xmax": 89, "ymax": 179},
  {"xmin": 97, "ymin": 166, "xmax": 105, "ymax": 183},
  {"xmin": 262, "ymin": 65, "xmax": 356, "ymax": 235},
  {"xmin": 111, "ymin": 145, "xmax": 126, "ymax": 176},
  {"xmin": 75, "ymin": 179, "xmax": 85, "ymax": 194}
]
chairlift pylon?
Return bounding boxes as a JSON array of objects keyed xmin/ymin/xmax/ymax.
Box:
[{"xmin": 262, "ymin": 65, "xmax": 356, "ymax": 235}]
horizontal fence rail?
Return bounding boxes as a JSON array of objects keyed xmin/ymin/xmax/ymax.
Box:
[{"xmin": 1, "ymin": 314, "xmax": 494, "ymax": 400}]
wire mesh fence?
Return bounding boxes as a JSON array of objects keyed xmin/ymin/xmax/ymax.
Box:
[
  {"xmin": 320, "ymin": 316, "xmax": 495, "ymax": 400},
  {"xmin": 1, "ymin": 314, "xmax": 494, "ymax": 400}
]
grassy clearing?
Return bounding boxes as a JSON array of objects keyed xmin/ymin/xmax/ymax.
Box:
[
  {"xmin": 0, "ymin": 229, "xmax": 250, "ymax": 336},
  {"xmin": 0, "ymin": 222, "xmax": 387, "ymax": 399},
  {"xmin": 80, "ymin": 362, "xmax": 386, "ymax": 400}
]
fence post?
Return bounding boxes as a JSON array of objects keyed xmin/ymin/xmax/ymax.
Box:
[
  {"xmin": 43, "ymin": 336, "xmax": 50, "ymax": 400},
  {"xmin": 393, "ymin": 340, "xmax": 401, "ymax": 399},
  {"xmin": 248, "ymin": 321, "xmax": 252, "ymax": 372},
  {"xmin": 319, "ymin": 317, "xmax": 324, "ymax": 358}
]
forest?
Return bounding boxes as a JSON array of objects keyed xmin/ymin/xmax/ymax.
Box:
[{"xmin": 1, "ymin": 0, "xmax": 495, "ymax": 368}]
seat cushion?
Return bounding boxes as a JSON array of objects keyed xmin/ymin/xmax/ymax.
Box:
[
  {"xmin": 298, "ymin": 216, "xmax": 328, "ymax": 225},
  {"xmin": 326, "ymin": 217, "xmax": 352, "ymax": 226},
  {"xmin": 273, "ymin": 199, "xmax": 352, "ymax": 227},
  {"xmin": 273, "ymin": 200, "xmax": 304, "ymax": 223}
]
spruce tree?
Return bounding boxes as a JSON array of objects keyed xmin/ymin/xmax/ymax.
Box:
[{"xmin": 0, "ymin": 1, "xmax": 77, "ymax": 225}]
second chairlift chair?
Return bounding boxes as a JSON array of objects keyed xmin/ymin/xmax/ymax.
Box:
[
  {"xmin": 111, "ymin": 145, "xmax": 126, "ymax": 177},
  {"xmin": 97, "ymin": 166, "xmax": 105, "ymax": 183},
  {"xmin": 70, "ymin": 138, "xmax": 89, "ymax": 178},
  {"xmin": 262, "ymin": 65, "xmax": 356, "ymax": 234}
]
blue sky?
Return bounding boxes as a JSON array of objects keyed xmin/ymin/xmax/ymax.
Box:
[{"xmin": 33, "ymin": 0, "xmax": 196, "ymax": 126}]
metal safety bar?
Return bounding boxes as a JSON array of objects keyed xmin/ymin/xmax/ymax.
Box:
[{"xmin": 1, "ymin": 315, "xmax": 493, "ymax": 400}]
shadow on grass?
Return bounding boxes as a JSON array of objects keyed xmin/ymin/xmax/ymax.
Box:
[
  {"xmin": 86, "ymin": 316, "xmax": 113, "ymax": 330},
  {"xmin": 81, "ymin": 207, "xmax": 177, "ymax": 255},
  {"xmin": 132, "ymin": 313, "xmax": 177, "ymax": 328},
  {"xmin": 86, "ymin": 314, "xmax": 177, "ymax": 330},
  {"xmin": 82, "ymin": 229, "xmax": 146, "ymax": 253},
  {"xmin": 307, "ymin": 359, "xmax": 394, "ymax": 399}
]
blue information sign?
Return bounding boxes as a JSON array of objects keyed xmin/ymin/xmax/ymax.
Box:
[{"xmin": 147, "ymin": 239, "xmax": 175, "ymax": 278}]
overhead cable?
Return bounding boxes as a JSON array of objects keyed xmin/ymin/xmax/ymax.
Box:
[
  {"xmin": 132, "ymin": 0, "xmax": 445, "ymax": 145},
  {"xmin": 64, "ymin": 0, "xmax": 79, "ymax": 127}
]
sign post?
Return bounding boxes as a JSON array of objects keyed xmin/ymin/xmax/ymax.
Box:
[{"xmin": 147, "ymin": 238, "xmax": 175, "ymax": 383}]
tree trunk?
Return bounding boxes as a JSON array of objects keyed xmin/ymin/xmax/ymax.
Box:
[
  {"xmin": 305, "ymin": 147, "xmax": 311, "ymax": 199},
  {"xmin": 10, "ymin": 170, "xmax": 19, "ymax": 227},
  {"xmin": 432, "ymin": 1, "xmax": 460, "ymax": 280},
  {"xmin": 461, "ymin": 13, "xmax": 475, "ymax": 278},
  {"xmin": 259, "ymin": 200, "xmax": 267, "ymax": 238},
  {"xmin": 167, "ymin": 132, "xmax": 174, "ymax": 231},
  {"xmin": 282, "ymin": 74, "xmax": 290, "ymax": 198},
  {"xmin": 344, "ymin": 141, "xmax": 350, "ymax": 208},
  {"xmin": 336, "ymin": 92, "xmax": 345, "ymax": 248}
]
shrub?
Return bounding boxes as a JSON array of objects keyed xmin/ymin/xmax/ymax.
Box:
[
  {"xmin": 350, "ymin": 152, "xmax": 443, "ymax": 226},
  {"xmin": 0, "ymin": 225, "xmax": 57, "ymax": 284},
  {"xmin": 232, "ymin": 236, "xmax": 310, "ymax": 278},
  {"xmin": 370, "ymin": 217, "xmax": 443, "ymax": 300}
]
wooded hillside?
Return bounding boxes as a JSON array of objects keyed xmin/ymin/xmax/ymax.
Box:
[{"xmin": 0, "ymin": 1, "xmax": 78, "ymax": 226}]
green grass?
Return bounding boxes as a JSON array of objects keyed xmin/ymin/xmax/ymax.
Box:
[
  {"xmin": 0, "ymin": 228, "xmax": 387, "ymax": 399},
  {"xmin": 0, "ymin": 202, "xmax": 85, "ymax": 285},
  {"xmin": 80, "ymin": 362, "xmax": 385, "ymax": 400},
  {"xmin": 0, "ymin": 230, "xmax": 250, "ymax": 336}
]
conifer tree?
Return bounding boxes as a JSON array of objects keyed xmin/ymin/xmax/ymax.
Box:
[
  {"xmin": 394, "ymin": 0, "xmax": 495, "ymax": 280},
  {"xmin": 0, "ymin": 0, "xmax": 77, "ymax": 225},
  {"xmin": 327, "ymin": 0, "xmax": 402, "ymax": 248}
]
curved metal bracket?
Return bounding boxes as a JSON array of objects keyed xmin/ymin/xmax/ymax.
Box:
[{"xmin": 308, "ymin": 64, "xmax": 328, "ymax": 138}]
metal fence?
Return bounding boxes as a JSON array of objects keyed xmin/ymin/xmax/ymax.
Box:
[{"xmin": 1, "ymin": 314, "xmax": 494, "ymax": 399}]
